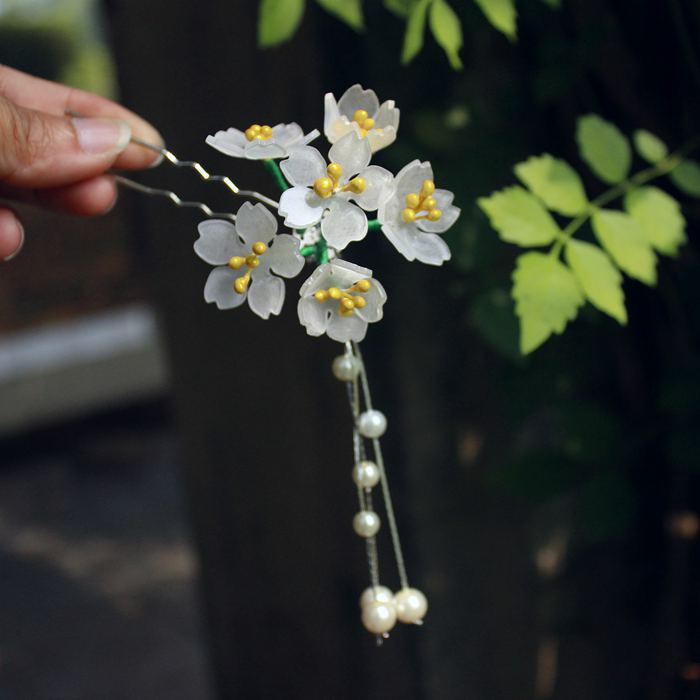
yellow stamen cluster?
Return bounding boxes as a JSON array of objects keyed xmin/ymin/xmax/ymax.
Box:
[
  {"xmin": 402, "ymin": 180, "xmax": 442, "ymax": 224},
  {"xmin": 244, "ymin": 124, "xmax": 274, "ymax": 141},
  {"xmin": 313, "ymin": 162, "xmax": 366, "ymax": 199},
  {"xmin": 352, "ymin": 109, "xmax": 376, "ymax": 138},
  {"xmin": 228, "ymin": 241, "xmax": 268, "ymax": 294},
  {"xmin": 313, "ymin": 279, "xmax": 371, "ymax": 317}
]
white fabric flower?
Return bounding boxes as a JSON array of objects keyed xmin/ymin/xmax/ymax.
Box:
[
  {"xmin": 377, "ymin": 160, "xmax": 460, "ymax": 266},
  {"xmin": 206, "ymin": 122, "xmax": 319, "ymax": 160},
  {"xmin": 324, "ymin": 84, "xmax": 399, "ymax": 153},
  {"xmin": 278, "ymin": 132, "xmax": 393, "ymax": 252},
  {"xmin": 194, "ymin": 202, "xmax": 304, "ymax": 319},
  {"xmin": 298, "ymin": 260, "xmax": 387, "ymax": 343}
]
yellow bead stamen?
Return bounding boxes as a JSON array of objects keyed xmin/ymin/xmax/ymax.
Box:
[
  {"xmin": 352, "ymin": 109, "xmax": 376, "ymax": 138},
  {"xmin": 313, "ymin": 163, "xmax": 366, "ymax": 199},
  {"xmin": 401, "ymin": 179, "xmax": 442, "ymax": 223},
  {"xmin": 244, "ymin": 124, "xmax": 274, "ymax": 141},
  {"xmin": 313, "ymin": 279, "xmax": 372, "ymax": 317},
  {"xmin": 229, "ymin": 241, "xmax": 269, "ymax": 294}
]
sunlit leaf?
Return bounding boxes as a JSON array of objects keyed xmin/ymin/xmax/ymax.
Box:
[
  {"xmin": 565, "ymin": 239, "xmax": 627, "ymax": 324},
  {"xmin": 478, "ymin": 186, "xmax": 561, "ymax": 246},
  {"xmin": 591, "ymin": 210, "xmax": 657, "ymax": 285},
  {"xmin": 401, "ymin": 0, "xmax": 432, "ymax": 64},
  {"xmin": 429, "ymin": 0, "xmax": 463, "ymax": 69},
  {"xmin": 258, "ymin": 0, "xmax": 306, "ymax": 46},
  {"xmin": 633, "ymin": 129, "xmax": 668, "ymax": 164},
  {"xmin": 514, "ymin": 154, "xmax": 588, "ymax": 216},
  {"xmin": 315, "ymin": 0, "xmax": 364, "ymax": 30},
  {"xmin": 512, "ymin": 252, "xmax": 584, "ymax": 353},
  {"xmin": 624, "ymin": 187, "xmax": 686, "ymax": 256},
  {"xmin": 472, "ymin": 0, "xmax": 516, "ymax": 40},
  {"xmin": 576, "ymin": 114, "xmax": 632, "ymax": 184},
  {"xmin": 669, "ymin": 159, "xmax": 700, "ymax": 197}
]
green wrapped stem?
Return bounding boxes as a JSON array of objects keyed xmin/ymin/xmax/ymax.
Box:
[
  {"xmin": 263, "ymin": 159, "xmax": 289, "ymax": 192},
  {"xmin": 367, "ymin": 219, "xmax": 382, "ymax": 232}
]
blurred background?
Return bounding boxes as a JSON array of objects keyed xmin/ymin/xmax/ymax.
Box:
[{"xmin": 1, "ymin": 0, "xmax": 699, "ymax": 698}]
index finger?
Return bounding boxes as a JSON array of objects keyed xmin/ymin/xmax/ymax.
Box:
[{"xmin": 0, "ymin": 64, "xmax": 164, "ymax": 171}]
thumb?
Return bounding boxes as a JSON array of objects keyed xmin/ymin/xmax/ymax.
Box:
[{"xmin": 0, "ymin": 95, "xmax": 131, "ymax": 189}]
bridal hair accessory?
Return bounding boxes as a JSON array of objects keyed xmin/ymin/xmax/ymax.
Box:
[{"xmin": 114, "ymin": 85, "xmax": 460, "ymax": 639}]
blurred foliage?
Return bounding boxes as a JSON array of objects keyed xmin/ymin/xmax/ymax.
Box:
[
  {"xmin": 0, "ymin": 0, "xmax": 116, "ymax": 97},
  {"xmin": 257, "ymin": 0, "xmax": 561, "ymax": 68}
]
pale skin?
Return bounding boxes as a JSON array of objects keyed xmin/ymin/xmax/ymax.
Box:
[{"xmin": 0, "ymin": 65, "xmax": 163, "ymax": 261}]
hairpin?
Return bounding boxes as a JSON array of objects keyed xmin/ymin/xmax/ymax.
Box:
[{"xmin": 112, "ymin": 85, "xmax": 461, "ymax": 640}]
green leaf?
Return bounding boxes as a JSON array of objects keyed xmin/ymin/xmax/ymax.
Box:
[
  {"xmin": 670, "ymin": 159, "xmax": 700, "ymax": 197},
  {"xmin": 472, "ymin": 0, "xmax": 517, "ymax": 39},
  {"xmin": 401, "ymin": 0, "xmax": 432, "ymax": 64},
  {"xmin": 624, "ymin": 186, "xmax": 686, "ymax": 257},
  {"xmin": 315, "ymin": 0, "xmax": 364, "ymax": 29},
  {"xmin": 512, "ymin": 252, "xmax": 584, "ymax": 353},
  {"xmin": 565, "ymin": 239, "xmax": 627, "ymax": 324},
  {"xmin": 478, "ymin": 186, "xmax": 561, "ymax": 247},
  {"xmin": 591, "ymin": 210, "xmax": 657, "ymax": 285},
  {"xmin": 633, "ymin": 129, "xmax": 668, "ymax": 164},
  {"xmin": 576, "ymin": 114, "xmax": 632, "ymax": 184},
  {"xmin": 514, "ymin": 154, "xmax": 588, "ymax": 216},
  {"xmin": 540, "ymin": 0, "xmax": 560, "ymax": 7},
  {"xmin": 429, "ymin": 0, "xmax": 464, "ymax": 70},
  {"xmin": 258, "ymin": 0, "xmax": 306, "ymax": 46},
  {"xmin": 384, "ymin": 0, "xmax": 412, "ymax": 17}
]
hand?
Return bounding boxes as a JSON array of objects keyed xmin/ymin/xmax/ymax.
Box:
[{"xmin": 0, "ymin": 64, "xmax": 163, "ymax": 262}]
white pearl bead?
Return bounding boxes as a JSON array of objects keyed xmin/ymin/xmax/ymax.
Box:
[
  {"xmin": 360, "ymin": 585, "xmax": 395, "ymax": 609},
  {"xmin": 395, "ymin": 587, "xmax": 428, "ymax": 624},
  {"xmin": 353, "ymin": 510, "xmax": 381, "ymax": 537},
  {"xmin": 361, "ymin": 600, "xmax": 397, "ymax": 634},
  {"xmin": 358, "ymin": 410, "xmax": 387, "ymax": 438},
  {"xmin": 332, "ymin": 354, "xmax": 361, "ymax": 382},
  {"xmin": 352, "ymin": 460, "xmax": 380, "ymax": 489}
]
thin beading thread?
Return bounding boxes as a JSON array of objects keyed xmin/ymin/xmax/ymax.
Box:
[
  {"xmin": 345, "ymin": 350, "xmax": 380, "ymax": 590},
  {"xmin": 352, "ymin": 341, "xmax": 409, "ymax": 590}
]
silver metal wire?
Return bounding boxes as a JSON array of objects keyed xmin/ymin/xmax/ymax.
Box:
[{"xmin": 114, "ymin": 175, "xmax": 237, "ymax": 222}]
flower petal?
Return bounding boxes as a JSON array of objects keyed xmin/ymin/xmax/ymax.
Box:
[
  {"xmin": 321, "ymin": 198, "xmax": 368, "ymax": 250},
  {"xmin": 268, "ymin": 234, "xmax": 305, "ymax": 278},
  {"xmin": 326, "ymin": 311, "xmax": 368, "ymax": 343},
  {"xmin": 367, "ymin": 127, "xmax": 397, "ymax": 154},
  {"xmin": 337, "ymin": 84, "xmax": 380, "ymax": 120},
  {"xmin": 271, "ymin": 122, "xmax": 304, "ymax": 147},
  {"xmin": 236, "ymin": 202, "xmax": 278, "ymax": 246},
  {"xmin": 204, "ymin": 267, "xmax": 248, "ymax": 310},
  {"xmin": 394, "ymin": 160, "xmax": 434, "ymax": 199},
  {"xmin": 382, "ymin": 223, "xmax": 450, "ymax": 265},
  {"xmin": 324, "ymin": 92, "xmax": 342, "ymax": 140},
  {"xmin": 280, "ymin": 146, "xmax": 327, "ymax": 187},
  {"xmin": 298, "ymin": 296, "xmax": 330, "ymax": 336},
  {"xmin": 355, "ymin": 278, "xmax": 387, "ymax": 323},
  {"xmin": 205, "ymin": 128, "xmax": 247, "ymax": 157},
  {"xmin": 415, "ymin": 190, "xmax": 460, "ymax": 233},
  {"xmin": 279, "ymin": 187, "xmax": 325, "ymax": 228},
  {"xmin": 375, "ymin": 101, "xmax": 400, "ymax": 130},
  {"xmin": 244, "ymin": 141, "xmax": 288, "ymax": 160},
  {"xmin": 353, "ymin": 166, "xmax": 393, "ymax": 211},
  {"xmin": 194, "ymin": 220, "xmax": 246, "ymax": 265},
  {"xmin": 248, "ymin": 274, "xmax": 285, "ymax": 319},
  {"xmin": 329, "ymin": 132, "xmax": 371, "ymax": 177}
]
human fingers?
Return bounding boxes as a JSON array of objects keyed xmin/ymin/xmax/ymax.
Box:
[
  {"xmin": 0, "ymin": 207, "xmax": 24, "ymax": 261},
  {"xmin": 0, "ymin": 64, "xmax": 163, "ymax": 170},
  {"xmin": 0, "ymin": 95, "xmax": 131, "ymax": 189}
]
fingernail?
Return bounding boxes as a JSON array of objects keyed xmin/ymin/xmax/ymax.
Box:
[
  {"xmin": 3, "ymin": 219, "xmax": 25, "ymax": 261},
  {"xmin": 72, "ymin": 117, "xmax": 132, "ymax": 155},
  {"xmin": 147, "ymin": 152, "xmax": 165, "ymax": 169}
]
